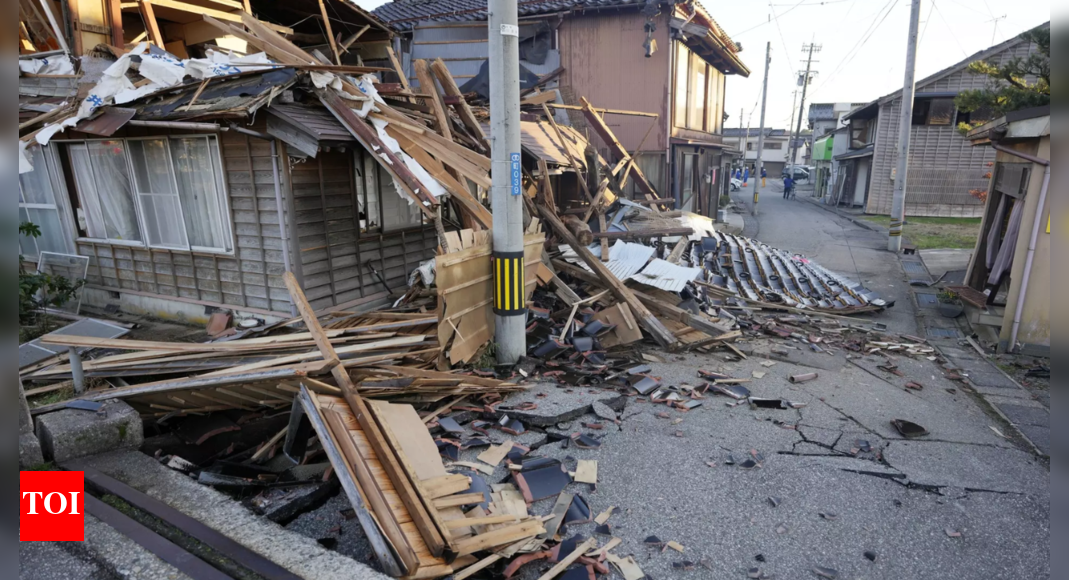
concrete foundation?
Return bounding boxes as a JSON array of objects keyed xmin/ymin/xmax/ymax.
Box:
[
  {"xmin": 36, "ymin": 400, "xmax": 144, "ymax": 463},
  {"xmin": 20, "ymin": 380, "xmax": 45, "ymax": 468}
]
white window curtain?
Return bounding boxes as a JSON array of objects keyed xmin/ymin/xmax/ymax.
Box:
[
  {"xmin": 70, "ymin": 141, "xmax": 142, "ymax": 242},
  {"xmin": 19, "ymin": 147, "xmax": 68, "ymax": 258},
  {"xmin": 170, "ymin": 137, "xmax": 231, "ymax": 251},
  {"xmin": 129, "ymin": 139, "xmax": 189, "ymax": 249}
]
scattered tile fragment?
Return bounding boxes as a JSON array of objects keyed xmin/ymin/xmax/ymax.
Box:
[
  {"xmin": 644, "ymin": 535, "xmax": 664, "ymax": 547},
  {"xmin": 945, "ymin": 527, "xmax": 962, "ymax": 538},
  {"xmin": 767, "ymin": 496, "xmax": 781, "ymax": 508},
  {"xmin": 594, "ymin": 523, "xmax": 612, "ymax": 536},
  {"xmin": 592, "ymin": 401, "xmax": 617, "ymax": 421},
  {"xmin": 891, "ymin": 419, "xmax": 929, "ymax": 438},
  {"xmin": 812, "ymin": 566, "xmax": 839, "ymax": 579},
  {"xmin": 819, "ymin": 512, "xmax": 839, "ymax": 521},
  {"xmin": 775, "ymin": 523, "xmax": 788, "ymax": 535},
  {"xmin": 864, "ymin": 551, "xmax": 877, "ymax": 562},
  {"xmin": 671, "ymin": 561, "xmax": 695, "ymax": 570}
]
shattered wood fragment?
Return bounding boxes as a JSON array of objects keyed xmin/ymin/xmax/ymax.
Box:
[
  {"xmin": 477, "ymin": 440, "xmax": 514, "ymax": 467},
  {"xmin": 573, "ymin": 460, "xmax": 597, "ymax": 484}
]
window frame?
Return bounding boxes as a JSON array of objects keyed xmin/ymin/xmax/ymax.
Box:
[
  {"xmin": 911, "ymin": 97, "xmax": 957, "ymax": 126},
  {"xmin": 58, "ymin": 135, "xmax": 235, "ymax": 254},
  {"xmin": 19, "ymin": 147, "xmax": 75, "ymax": 259}
]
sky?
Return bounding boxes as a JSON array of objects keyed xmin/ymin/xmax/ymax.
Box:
[{"xmin": 353, "ymin": 0, "xmax": 1049, "ymax": 132}]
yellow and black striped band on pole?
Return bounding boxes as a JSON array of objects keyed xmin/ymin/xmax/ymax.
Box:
[{"xmin": 493, "ymin": 251, "xmax": 526, "ymax": 316}]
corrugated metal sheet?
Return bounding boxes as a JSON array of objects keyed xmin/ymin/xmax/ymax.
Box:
[
  {"xmin": 20, "ymin": 318, "xmax": 130, "ymax": 368},
  {"xmin": 560, "ymin": 240, "xmax": 654, "ymax": 280},
  {"xmin": 629, "ymin": 258, "xmax": 700, "ymax": 292},
  {"xmin": 74, "ymin": 107, "xmax": 136, "ymax": 137},
  {"xmin": 267, "ymin": 104, "xmax": 354, "ymax": 142}
]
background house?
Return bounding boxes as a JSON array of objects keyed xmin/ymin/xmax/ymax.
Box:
[
  {"xmin": 721, "ymin": 128, "xmax": 806, "ymax": 177},
  {"xmin": 373, "ymin": 0, "xmax": 750, "ymax": 217},
  {"xmin": 840, "ymin": 25, "xmax": 1047, "ymax": 216}
]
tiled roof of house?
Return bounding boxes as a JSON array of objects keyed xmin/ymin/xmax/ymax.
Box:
[{"xmin": 372, "ymin": 0, "xmax": 646, "ymax": 30}]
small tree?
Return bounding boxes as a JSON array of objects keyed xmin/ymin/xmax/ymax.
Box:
[
  {"xmin": 955, "ymin": 25, "xmax": 1049, "ymax": 134},
  {"xmin": 19, "ymin": 223, "xmax": 84, "ymax": 334}
]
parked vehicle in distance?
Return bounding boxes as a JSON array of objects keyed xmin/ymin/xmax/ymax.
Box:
[
  {"xmin": 782, "ymin": 166, "xmax": 810, "ymax": 181},
  {"xmin": 730, "ymin": 177, "xmax": 742, "ymax": 191}
]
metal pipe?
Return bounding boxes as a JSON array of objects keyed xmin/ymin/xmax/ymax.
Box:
[
  {"xmin": 228, "ymin": 124, "xmax": 271, "ymax": 140},
  {"xmin": 125, "ymin": 120, "xmax": 223, "ymax": 131},
  {"xmin": 269, "ymin": 141, "xmax": 298, "ymax": 316},
  {"xmin": 1008, "ymin": 163, "xmax": 1050, "ymax": 352},
  {"xmin": 991, "ymin": 142, "xmax": 1050, "ymax": 166},
  {"xmin": 68, "ymin": 347, "xmax": 85, "ymax": 394}
]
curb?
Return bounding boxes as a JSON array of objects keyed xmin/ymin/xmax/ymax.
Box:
[
  {"xmin": 799, "ymin": 195, "xmax": 886, "ymax": 234},
  {"xmin": 926, "ymin": 341, "xmax": 1048, "ymax": 458}
]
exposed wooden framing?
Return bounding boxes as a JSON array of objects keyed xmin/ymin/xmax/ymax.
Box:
[
  {"xmin": 153, "ymin": 0, "xmax": 294, "ymax": 35},
  {"xmin": 597, "ymin": 211, "xmax": 610, "ymax": 261},
  {"xmin": 579, "ymin": 97, "xmax": 659, "ymax": 199},
  {"xmin": 430, "ymin": 58, "xmax": 487, "ymax": 152},
  {"xmin": 138, "ymin": 0, "xmax": 164, "ymax": 47},
  {"xmin": 18, "ymin": 103, "xmax": 74, "ymax": 131},
  {"xmin": 412, "ymin": 59, "xmax": 452, "ymax": 141},
  {"xmin": 316, "ymin": 0, "xmax": 341, "ymax": 65},
  {"xmin": 540, "ymin": 103, "xmax": 592, "ymax": 203},
  {"xmin": 322, "ymin": 407, "xmax": 421, "ymax": 574},
  {"xmin": 390, "ymin": 130, "xmax": 493, "ymax": 230},
  {"xmin": 282, "ymin": 272, "xmax": 449, "ymax": 558},
  {"xmin": 341, "ymin": 24, "xmax": 370, "ymax": 51},
  {"xmin": 452, "ymin": 520, "xmax": 545, "ymax": 557},
  {"xmin": 538, "ymin": 207, "xmax": 679, "ymax": 350}
]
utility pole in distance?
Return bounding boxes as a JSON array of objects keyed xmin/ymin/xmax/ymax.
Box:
[
  {"xmin": 489, "ymin": 0, "xmax": 524, "ymax": 363},
  {"xmin": 753, "ymin": 41, "xmax": 771, "ymax": 216},
  {"xmin": 888, "ymin": 0, "xmax": 922, "ymax": 252},
  {"xmin": 789, "ymin": 43, "xmax": 820, "ymax": 176}
]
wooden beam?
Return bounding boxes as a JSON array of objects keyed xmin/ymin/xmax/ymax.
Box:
[
  {"xmin": 413, "ymin": 59, "xmax": 451, "ymax": 141},
  {"xmin": 138, "ymin": 0, "xmax": 164, "ymax": 47},
  {"xmin": 385, "ymin": 45, "xmax": 412, "ymax": 92},
  {"xmin": 431, "ymin": 58, "xmax": 487, "ymax": 152},
  {"xmin": 390, "ymin": 129, "xmax": 493, "ymax": 229},
  {"xmin": 540, "ymin": 103, "xmax": 592, "ymax": 202},
  {"xmin": 152, "ymin": 0, "xmax": 293, "ymax": 35},
  {"xmin": 590, "ymin": 227, "xmax": 693, "ymax": 239},
  {"xmin": 545, "ymin": 102, "xmax": 659, "ymax": 118},
  {"xmin": 316, "ymin": 0, "xmax": 341, "ymax": 65},
  {"xmin": 537, "ymin": 207, "xmax": 679, "ymax": 350},
  {"xmin": 282, "ymin": 272, "xmax": 448, "ymax": 557}
]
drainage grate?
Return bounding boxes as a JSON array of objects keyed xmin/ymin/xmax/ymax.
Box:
[
  {"xmin": 901, "ymin": 259, "xmax": 933, "ymax": 286},
  {"xmin": 926, "ymin": 327, "xmax": 963, "ymax": 339},
  {"xmin": 915, "ymin": 292, "xmax": 939, "ymax": 307}
]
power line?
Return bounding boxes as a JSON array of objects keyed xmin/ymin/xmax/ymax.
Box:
[
  {"xmin": 810, "ymin": 0, "xmax": 898, "ymax": 94},
  {"xmin": 919, "ymin": 0, "xmax": 936, "ymax": 45},
  {"xmin": 931, "ymin": 0, "xmax": 968, "ymax": 56},
  {"xmin": 732, "ymin": 0, "xmax": 811, "ymax": 37},
  {"xmin": 770, "ymin": 1, "xmax": 798, "ymax": 79}
]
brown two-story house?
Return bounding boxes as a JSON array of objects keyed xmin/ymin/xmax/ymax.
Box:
[{"xmin": 373, "ymin": 0, "xmax": 749, "ymax": 217}]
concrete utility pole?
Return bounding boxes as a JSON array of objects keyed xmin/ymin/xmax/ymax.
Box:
[
  {"xmin": 752, "ymin": 41, "xmax": 771, "ymax": 216},
  {"xmin": 888, "ymin": 0, "xmax": 922, "ymax": 252},
  {"xmin": 789, "ymin": 43, "xmax": 820, "ymax": 175},
  {"xmin": 489, "ymin": 0, "xmax": 525, "ymax": 363},
  {"xmin": 738, "ymin": 107, "xmax": 747, "ymax": 179}
]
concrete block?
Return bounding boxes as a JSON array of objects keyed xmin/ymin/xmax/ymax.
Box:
[
  {"xmin": 36, "ymin": 400, "xmax": 143, "ymax": 463},
  {"xmin": 19, "ymin": 432, "xmax": 44, "ymax": 468}
]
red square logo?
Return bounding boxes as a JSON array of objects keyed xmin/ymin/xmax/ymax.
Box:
[{"xmin": 20, "ymin": 471, "xmax": 84, "ymax": 541}]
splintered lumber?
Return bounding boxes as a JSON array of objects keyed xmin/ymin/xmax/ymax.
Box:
[
  {"xmin": 540, "ymin": 103, "xmax": 592, "ymax": 202},
  {"xmin": 444, "ymin": 515, "xmax": 519, "ymax": 529},
  {"xmin": 432, "ymin": 493, "xmax": 486, "ymax": 509},
  {"xmin": 297, "ymin": 388, "xmax": 402, "ymax": 576},
  {"xmin": 591, "ymin": 227, "xmax": 694, "ymax": 240},
  {"xmin": 539, "ymin": 207, "xmax": 679, "ymax": 350},
  {"xmin": 562, "ymin": 215, "xmax": 593, "ymax": 246},
  {"xmin": 412, "ymin": 59, "xmax": 452, "ymax": 140},
  {"xmin": 322, "ymin": 407, "xmax": 420, "ymax": 573},
  {"xmin": 430, "ymin": 58, "xmax": 487, "ymax": 151},
  {"xmin": 282, "ymin": 273, "xmax": 448, "ymax": 557},
  {"xmin": 423, "ymin": 475, "xmax": 472, "ymax": 499},
  {"xmin": 452, "ymin": 554, "xmax": 503, "ymax": 580},
  {"xmin": 536, "ymin": 537, "xmax": 599, "ymax": 580},
  {"xmin": 453, "ymin": 520, "xmax": 545, "ymax": 556},
  {"xmin": 579, "ymin": 97, "xmax": 658, "ymax": 197}
]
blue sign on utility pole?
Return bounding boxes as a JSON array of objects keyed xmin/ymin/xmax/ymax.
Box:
[{"xmin": 510, "ymin": 152, "xmax": 521, "ymax": 196}]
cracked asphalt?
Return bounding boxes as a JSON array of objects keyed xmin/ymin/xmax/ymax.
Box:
[{"xmin": 295, "ymin": 184, "xmax": 1047, "ymax": 579}]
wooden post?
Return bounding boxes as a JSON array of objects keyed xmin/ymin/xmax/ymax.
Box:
[
  {"xmin": 106, "ymin": 0, "xmax": 124, "ymax": 48},
  {"xmin": 431, "ymin": 58, "xmax": 488, "ymax": 152}
]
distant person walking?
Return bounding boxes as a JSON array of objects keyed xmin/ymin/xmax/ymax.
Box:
[
  {"xmin": 782, "ymin": 175, "xmax": 794, "ymax": 199},
  {"xmin": 742, "ymin": 166, "xmax": 750, "ymax": 187},
  {"xmin": 761, "ymin": 166, "xmax": 767, "ymax": 188}
]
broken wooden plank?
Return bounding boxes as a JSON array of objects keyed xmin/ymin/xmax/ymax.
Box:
[
  {"xmin": 412, "ymin": 59, "xmax": 451, "ymax": 141},
  {"xmin": 282, "ymin": 273, "xmax": 448, "ymax": 557},
  {"xmin": 453, "ymin": 520, "xmax": 545, "ymax": 556},
  {"xmin": 432, "ymin": 493, "xmax": 486, "ymax": 509},
  {"xmin": 579, "ymin": 97, "xmax": 658, "ymax": 197},
  {"xmin": 322, "ymin": 407, "xmax": 420, "ymax": 574},
  {"xmin": 535, "ymin": 537, "xmax": 599, "ymax": 580},
  {"xmin": 423, "ymin": 474, "xmax": 473, "ymax": 499},
  {"xmin": 431, "ymin": 58, "xmax": 487, "ymax": 151},
  {"xmin": 590, "ymin": 227, "xmax": 694, "ymax": 240}
]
